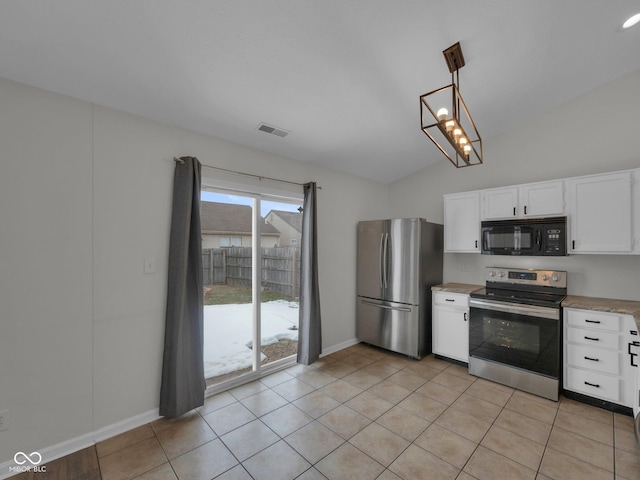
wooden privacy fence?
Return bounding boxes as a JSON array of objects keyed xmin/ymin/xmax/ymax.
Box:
[{"xmin": 202, "ymin": 246, "xmax": 301, "ymax": 298}]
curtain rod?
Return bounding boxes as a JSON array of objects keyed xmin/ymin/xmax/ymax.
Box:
[{"xmin": 173, "ymin": 157, "xmax": 321, "ymax": 190}]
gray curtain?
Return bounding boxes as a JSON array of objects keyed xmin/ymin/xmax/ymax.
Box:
[
  {"xmin": 160, "ymin": 156, "xmax": 205, "ymax": 418},
  {"xmin": 297, "ymin": 182, "xmax": 322, "ymax": 365}
]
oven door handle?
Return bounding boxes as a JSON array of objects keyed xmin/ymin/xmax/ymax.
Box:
[{"xmin": 469, "ymin": 298, "xmax": 560, "ymax": 320}]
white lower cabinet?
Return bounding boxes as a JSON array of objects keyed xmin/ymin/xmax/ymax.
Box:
[
  {"xmin": 563, "ymin": 308, "xmax": 639, "ymax": 408},
  {"xmin": 432, "ymin": 292, "xmax": 469, "ymax": 363}
]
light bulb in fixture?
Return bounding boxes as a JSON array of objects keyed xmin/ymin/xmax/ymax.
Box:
[
  {"xmin": 623, "ymin": 12, "xmax": 640, "ymax": 29},
  {"xmin": 436, "ymin": 108, "xmax": 449, "ymax": 121},
  {"xmin": 459, "ymin": 137, "xmax": 468, "ymax": 146},
  {"xmin": 453, "ymin": 128, "xmax": 462, "ymax": 139},
  {"xmin": 464, "ymin": 144, "xmax": 472, "ymax": 155},
  {"xmin": 445, "ymin": 120, "xmax": 455, "ymax": 132}
]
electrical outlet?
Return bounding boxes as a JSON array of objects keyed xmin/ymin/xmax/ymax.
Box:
[{"xmin": 0, "ymin": 409, "xmax": 8, "ymax": 432}]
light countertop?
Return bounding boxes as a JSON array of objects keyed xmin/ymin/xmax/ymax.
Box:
[
  {"xmin": 432, "ymin": 283, "xmax": 483, "ymax": 295},
  {"xmin": 562, "ymin": 295, "xmax": 640, "ymax": 329}
]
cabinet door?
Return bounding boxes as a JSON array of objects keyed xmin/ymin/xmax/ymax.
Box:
[
  {"xmin": 567, "ymin": 172, "xmax": 632, "ymax": 253},
  {"xmin": 519, "ymin": 180, "xmax": 564, "ymax": 217},
  {"xmin": 444, "ymin": 192, "xmax": 480, "ymax": 253},
  {"xmin": 433, "ymin": 306, "xmax": 468, "ymax": 362},
  {"xmin": 481, "ymin": 187, "xmax": 519, "ymax": 220}
]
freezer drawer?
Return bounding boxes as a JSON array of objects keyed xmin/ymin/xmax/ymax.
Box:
[{"xmin": 356, "ymin": 297, "xmax": 426, "ymax": 359}]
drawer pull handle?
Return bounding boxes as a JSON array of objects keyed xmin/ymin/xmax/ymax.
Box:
[
  {"xmin": 584, "ymin": 336, "xmax": 599, "ymax": 341},
  {"xmin": 584, "ymin": 381, "xmax": 600, "ymax": 388},
  {"xmin": 585, "ymin": 320, "xmax": 601, "ymax": 324},
  {"xmin": 464, "ymin": 312, "xmax": 468, "ymax": 322},
  {"xmin": 445, "ymin": 299, "xmax": 455, "ymax": 302},
  {"xmin": 584, "ymin": 356, "xmax": 599, "ymax": 362},
  {"xmin": 628, "ymin": 342, "xmax": 640, "ymax": 367}
]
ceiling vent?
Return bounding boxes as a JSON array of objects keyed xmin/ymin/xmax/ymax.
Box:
[{"xmin": 257, "ymin": 123, "xmax": 289, "ymax": 138}]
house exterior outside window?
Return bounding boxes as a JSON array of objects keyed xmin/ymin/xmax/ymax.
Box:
[
  {"xmin": 219, "ymin": 236, "xmax": 243, "ymax": 247},
  {"xmin": 200, "ymin": 202, "xmax": 280, "ymax": 249},
  {"xmin": 264, "ymin": 210, "xmax": 302, "ymax": 247}
]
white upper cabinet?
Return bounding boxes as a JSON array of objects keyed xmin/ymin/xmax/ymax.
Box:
[
  {"xmin": 519, "ymin": 180, "xmax": 565, "ymax": 218},
  {"xmin": 444, "ymin": 191, "xmax": 480, "ymax": 253},
  {"xmin": 481, "ymin": 187, "xmax": 519, "ymax": 220},
  {"xmin": 567, "ymin": 171, "xmax": 633, "ymax": 253},
  {"xmin": 481, "ymin": 181, "xmax": 564, "ymax": 220}
]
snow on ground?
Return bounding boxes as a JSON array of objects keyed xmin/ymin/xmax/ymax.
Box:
[{"xmin": 203, "ymin": 300, "xmax": 299, "ymax": 379}]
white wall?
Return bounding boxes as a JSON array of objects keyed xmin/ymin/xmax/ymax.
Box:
[
  {"xmin": 0, "ymin": 76, "xmax": 389, "ymax": 465},
  {"xmin": 389, "ymin": 68, "xmax": 640, "ymax": 299},
  {"xmin": 0, "ymin": 78, "xmax": 94, "ymax": 466}
]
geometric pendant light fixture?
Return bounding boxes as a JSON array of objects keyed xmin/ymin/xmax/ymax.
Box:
[{"xmin": 420, "ymin": 42, "xmax": 483, "ymax": 167}]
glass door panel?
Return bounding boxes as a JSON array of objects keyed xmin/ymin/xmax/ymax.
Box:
[
  {"xmin": 260, "ymin": 199, "xmax": 303, "ymax": 368},
  {"xmin": 201, "ymin": 193, "xmax": 256, "ymax": 387}
]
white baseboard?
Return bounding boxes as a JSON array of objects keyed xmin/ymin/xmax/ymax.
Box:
[
  {"xmin": 321, "ymin": 337, "xmax": 359, "ymax": 356},
  {"xmin": 0, "ymin": 341, "xmax": 361, "ymax": 479},
  {"xmin": 0, "ymin": 408, "xmax": 160, "ymax": 480},
  {"xmin": 92, "ymin": 409, "xmax": 161, "ymax": 443}
]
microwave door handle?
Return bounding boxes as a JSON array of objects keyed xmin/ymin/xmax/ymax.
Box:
[{"xmin": 536, "ymin": 229, "xmax": 542, "ymax": 252}]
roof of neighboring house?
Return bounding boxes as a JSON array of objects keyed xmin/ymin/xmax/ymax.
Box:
[
  {"xmin": 201, "ymin": 201, "xmax": 280, "ymax": 236},
  {"xmin": 266, "ymin": 210, "xmax": 303, "ymax": 233}
]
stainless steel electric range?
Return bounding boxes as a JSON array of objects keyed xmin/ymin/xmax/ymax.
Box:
[{"xmin": 469, "ymin": 267, "xmax": 567, "ymax": 401}]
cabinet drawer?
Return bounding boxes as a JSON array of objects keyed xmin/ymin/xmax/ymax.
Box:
[
  {"xmin": 566, "ymin": 326, "xmax": 619, "ymax": 349},
  {"xmin": 566, "ymin": 367, "xmax": 620, "ymax": 403},
  {"xmin": 566, "ymin": 309, "xmax": 620, "ymax": 332},
  {"xmin": 566, "ymin": 344, "xmax": 619, "ymax": 375},
  {"xmin": 433, "ymin": 292, "xmax": 468, "ymax": 308}
]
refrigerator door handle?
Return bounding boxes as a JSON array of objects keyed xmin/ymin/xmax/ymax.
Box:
[
  {"xmin": 383, "ymin": 233, "xmax": 389, "ymax": 289},
  {"xmin": 379, "ymin": 233, "xmax": 385, "ymax": 288},
  {"xmin": 361, "ymin": 299, "xmax": 412, "ymax": 313}
]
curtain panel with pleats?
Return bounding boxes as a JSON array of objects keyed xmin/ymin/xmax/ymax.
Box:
[
  {"xmin": 297, "ymin": 182, "xmax": 322, "ymax": 365},
  {"xmin": 160, "ymin": 156, "xmax": 205, "ymax": 418}
]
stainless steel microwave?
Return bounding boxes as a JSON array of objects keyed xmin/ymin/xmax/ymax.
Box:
[{"xmin": 481, "ymin": 217, "xmax": 567, "ymax": 256}]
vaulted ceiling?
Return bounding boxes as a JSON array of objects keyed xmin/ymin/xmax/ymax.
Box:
[{"xmin": 1, "ymin": 1, "xmax": 639, "ymax": 183}]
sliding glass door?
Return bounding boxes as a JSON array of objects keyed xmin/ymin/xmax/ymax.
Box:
[{"xmin": 200, "ymin": 185, "xmax": 302, "ymax": 391}]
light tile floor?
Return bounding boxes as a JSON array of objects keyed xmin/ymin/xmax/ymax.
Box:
[{"xmin": 11, "ymin": 343, "xmax": 640, "ymax": 480}]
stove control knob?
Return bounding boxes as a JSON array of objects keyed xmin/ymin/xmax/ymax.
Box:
[
  {"xmin": 489, "ymin": 270, "xmax": 496, "ymax": 277},
  {"xmin": 541, "ymin": 274, "xmax": 549, "ymax": 281},
  {"xmin": 552, "ymin": 275, "xmax": 559, "ymax": 282},
  {"xmin": 498, "ymin": 271, "xmax": 505, "ymax": 278}
]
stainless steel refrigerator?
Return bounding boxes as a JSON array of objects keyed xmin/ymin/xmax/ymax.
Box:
[{"xmin": 356, "ymin": 218, "xmax": 443, "ymax": 359}]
